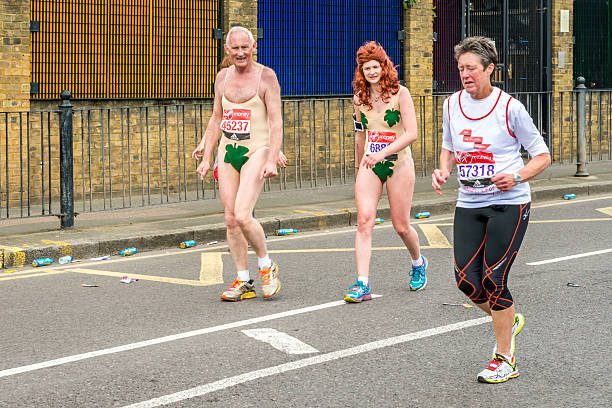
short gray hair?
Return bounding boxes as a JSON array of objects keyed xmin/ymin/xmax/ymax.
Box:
[
  {"xmin": 225, "ymin": 26, "xmax": 255, "ymax": 47},
  {"xmin": 454, "ymin": 36, "xmax": 498, "ymax": 68}
]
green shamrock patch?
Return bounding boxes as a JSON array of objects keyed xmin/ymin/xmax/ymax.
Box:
[
  {"xmin": 224, "ymin": 143, "xmax": 250, "ymax": 172},
  {"xmin": 360, "ymin": 112, "xmax": 368, "ymax": 130},
  {"xmin": 372, "ymin": 160, "xmax": 395, "ymax": 183},
  {"xmin": 384, "ymin": 109, "xmax": 401, "ymax": 127}
]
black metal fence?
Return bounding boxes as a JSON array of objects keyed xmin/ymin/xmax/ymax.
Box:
[
  {"xmin": 1, "ymin": 89, "xmax": 610, "ymax": 223},
  {"xmin": 257, "ymin": 0, "xmax": 404, "ymax": 96},
  {"xmin": 574, "ymin": 0, "xmax": 612, "ymax": 89},
  {"xmin": 30, "ymin": 0, "xmax": 222, "ymax": 99},
  {"xmin": 434, "ymin": 0, "xmax": 550, "ymax": 93}
]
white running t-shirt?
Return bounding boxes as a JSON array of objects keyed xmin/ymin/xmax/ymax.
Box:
[{"xmin": 442, "ymin": 88, "xmax": 549, "ymax": 208}]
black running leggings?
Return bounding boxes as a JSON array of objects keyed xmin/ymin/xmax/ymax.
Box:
[{"xmin": 453, "ymin": 203, "xmax": 530, "ymax": 311}]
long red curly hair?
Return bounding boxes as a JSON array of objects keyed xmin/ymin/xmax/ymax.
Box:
[{"xmin": 352, "ymin": 41, "xmax": 400, "ymax": 109}]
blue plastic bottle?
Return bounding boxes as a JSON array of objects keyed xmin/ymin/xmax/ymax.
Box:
[
  {"xmin": 276, "ymin": 228, "xmax": 298, "ymax": 236},
  {"xmin": 415, "ymin": 211, "xmax": 431, "ymax": 219},
  {"xmin": 120, "ymin": 247, "xmax": 138, "ymax": 256},
  {"xmin": 32, "ymin": 258, "xmax": 54, "ymax": 267},
  {"xmin": 179, "ymin": 240, "xmax": 197, "ymax": 249}
]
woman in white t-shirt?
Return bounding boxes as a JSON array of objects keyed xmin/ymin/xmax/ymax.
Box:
[{"xmin": 431, "ymin": 36, "xmax": 551, "ymax": 384}]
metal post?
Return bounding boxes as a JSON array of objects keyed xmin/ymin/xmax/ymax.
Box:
[
  {"xmin": 575, "ymin": 77, "xmax": 590, "ymax": 176},
  {"xmin": 59, "ymin": 90, "xmax": 75, "ymax": 228}
]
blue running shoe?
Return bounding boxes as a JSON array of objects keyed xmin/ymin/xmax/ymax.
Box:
[
  {"xmin": 409, "ymin": 255, "xmax": 428, "ymax": 291},
  {"xmin": 344, "ymin": 280, "xmax": 372, "ymax": 303}
]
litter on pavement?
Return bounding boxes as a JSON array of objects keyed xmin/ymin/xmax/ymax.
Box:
[
  {"xmin": 120, "ymin": 276, "xmax": 139, "ymax": 284},
  {"xmin": 442, "ymin": 302, "xmax": 473, "ymax": 308},
  {"xmin": 58, "ymin": 256, "xmax": 74, "ymax": 264},
  {"xmin": 88, "ymin": 255, "xmax": 111, "ymax": 261}
]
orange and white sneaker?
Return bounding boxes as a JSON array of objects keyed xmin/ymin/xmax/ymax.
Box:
[
  {"xmin": 258, "ymin": 262, "xmax": 280, "ymax": 298},
  {"xmin": 221, "ymin": 279, "xmax": 256, "ymax": 302}
]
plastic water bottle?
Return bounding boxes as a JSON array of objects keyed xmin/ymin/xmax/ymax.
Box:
[
  {"xmin": 32, "ymin": 258, "xmax": 53, "ymax": 267},
  {"xmin": 120, "ymin": 247, "xmax": 137, "ymax": 256},
  {"xmin": 276, "ymin": 228, "xmax": 298, "ymax": 236},
  {"xmin": 374, "ymin": 218, "xmax": 384, "ymax": 224},
  {"xmin": 415, "ymin": 211, "xmax": 431, "ymax": 219},
  {"xmin": 179, "ymin": 240, "xmax": 196, "ymax": 249},
  {"xmin": 58, "ymin": 255, "xmax": 74, "ymax": 264},
  {"xmin": 563, "ymin": 193, "xmax": 576, "ymax": 200}
]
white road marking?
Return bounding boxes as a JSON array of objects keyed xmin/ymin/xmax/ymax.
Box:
[
  {"xmin": 527, "ymin": 248, "xmax": 612, "ymax": 265},
  {"xmin": 122, "ymin": 316, "xmax": 492, "ymax": 408},
  {"xmin": 242, "ymin": 328, "xmax": 319, "ymax": 354},
  {"xmin": 0, "ymin": 296, "xmax": 379, "ymax": 379}
]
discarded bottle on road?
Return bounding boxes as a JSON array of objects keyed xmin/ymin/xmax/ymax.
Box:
[
  {"xmin": 32, "ymin": 258, "xmax": 54, "ymax": 267},
  {"xmin": 563, "ymin": 193, "xmax": 576, "ymax": 200},
  {"xmin": 120, "ymin": 276, "xmax": 139, "ymax": 284},
  {"xmin": 415, "ymin": 211, "xmax": 431, "ymax": 219},
  {"xmin": 179, "ymin": 240, "xmax": 196, "ymax": 249},
  {"xmin": 276, "ymin": 228, "xmax": 298, "ymax": 236},
  {"xmin": 120, "ymin": 247, "xmax": 138, "ymax": 256},
  {"xmin": 58, "ymin": 255, "xmax": 74, "ymax": 264},
  {"xmin": 374, "ymin": 218, "xmax": 384, "ymax": 224}
]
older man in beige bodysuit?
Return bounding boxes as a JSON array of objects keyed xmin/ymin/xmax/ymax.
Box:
[{"xmin": 192, "ymin": 26, "xmax": 282, "ymax": 301}]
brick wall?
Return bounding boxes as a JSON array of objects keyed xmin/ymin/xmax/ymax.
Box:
[
  {"xmin": 551, "ymin": 0, "xmax": 573, "ymax": 92},
  {"xmin": 403, "ymin": 0, "xmax": 434, "ymax": 96},
  {"xmin": 0, "ymin": 0, "xmax": 30, "ymax": 111},
  {"xmin": 223, "ymin": 0, "xmax": 258, "ymax": 59}
]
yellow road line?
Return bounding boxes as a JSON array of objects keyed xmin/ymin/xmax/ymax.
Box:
[
  {"xmin": 67, "ymin": 267, "xmax": 217, "ymax": 287},
  {"xmin": 596, "ymin": 206, "xmax": 612, "ymax": 216},
  {"xmin": 40, "ymin": 240, "xmax": 72, "ymax": 256},
  {"xmin": 1, "ymin": 246, "xmax": 28, "ymax": 268},
  {"xmin": 418, "ymin": 224, "xmax": 452, "ymax": 247},
  {"xmin": 199, "ymin": 252, "xmax": 224, "ymax": 285},
  {"xmin": 293, "ymin": 209, "xmax": 326, "ymax": 217},
  {"xmin": 0, "ymin": 270, "xmax": 68, "ymax": 281}
]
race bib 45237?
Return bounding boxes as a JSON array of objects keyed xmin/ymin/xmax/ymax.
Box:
[{"xmin": 221, "ymin": 109, "xmax": 251, "ymax": 140}]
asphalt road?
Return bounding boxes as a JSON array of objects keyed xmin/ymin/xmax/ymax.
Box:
[{"xmin": 1, "ymin": 194, "xmax": 611, "ymax": 407}]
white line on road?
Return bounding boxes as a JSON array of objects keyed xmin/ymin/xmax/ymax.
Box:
[
  {"xmin": 0, "ymin": 296, "xmax": 379, "ymax": 379},
  {"xmin": 527, "ymin": 248, "xmax": 612, "ymax": 265},
  {"xmin": 122, "ymin": 316, "xmax": 492, "ymax": 408},
  {"xmin": 242, "ymin": 328, "xmax": 319, "ymax": 354}
]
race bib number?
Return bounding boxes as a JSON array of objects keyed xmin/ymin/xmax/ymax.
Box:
[
  {"xmin": 221, "ymin": 109, "xmax": 251, "ymax": 140},
  {"xmin": 455, "ymin": 151, "xmax": 497, "ymax": 192},
  {"xmin": 365, "ymin": 130, "xmax": 398, "ymax": 161}
]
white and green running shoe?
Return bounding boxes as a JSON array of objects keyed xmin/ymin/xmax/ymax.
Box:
[
  {"xmin": 477, "ymin": 354, "xmax": 519, "ymax": 384},
  {"xmin": 492, "ymin": 312, "xmax": 525, "ymax": 358}
]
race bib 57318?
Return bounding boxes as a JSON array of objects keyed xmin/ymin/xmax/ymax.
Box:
[
  {"xmin": 221, "ymin": 109, "xmax": 251, "ymax": 140},
  {"xmin": 455, "ymin": 151, "xmax": 497, "ymax": 192}
]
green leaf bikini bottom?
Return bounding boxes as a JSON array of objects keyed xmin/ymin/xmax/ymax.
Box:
[
  {"xmin": 371, "ymin": 161, "xmax": 395, "ymax": 183},
  {"xmin": 224, "ymin": 143, "xmax": 250, "ymax": 172}
]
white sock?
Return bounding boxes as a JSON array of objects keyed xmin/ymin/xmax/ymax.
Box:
[
  {"xmin": 237, "ymin": 270, "xmax": 250, "ymax": 282},
  {"xmin": 411, "ymin": 255, "xmax": 423, "ymax": 267},
  {"xmin": 357, "ymin": 276, "xmax": 369, "ymax": 285},
  {"xmin": 258, "ymin": 254, "xmax": 271, "ymax": 269}
]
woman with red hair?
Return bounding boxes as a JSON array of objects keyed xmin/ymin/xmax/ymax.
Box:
[{"xmin": 344, "ymin": 42, "xmax": 427, "ymax": 303}]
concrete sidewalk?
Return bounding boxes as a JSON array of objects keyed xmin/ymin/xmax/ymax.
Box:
[{"xmin": 1, "ymin": 162, "xmax": 611, "ymax": 269}]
